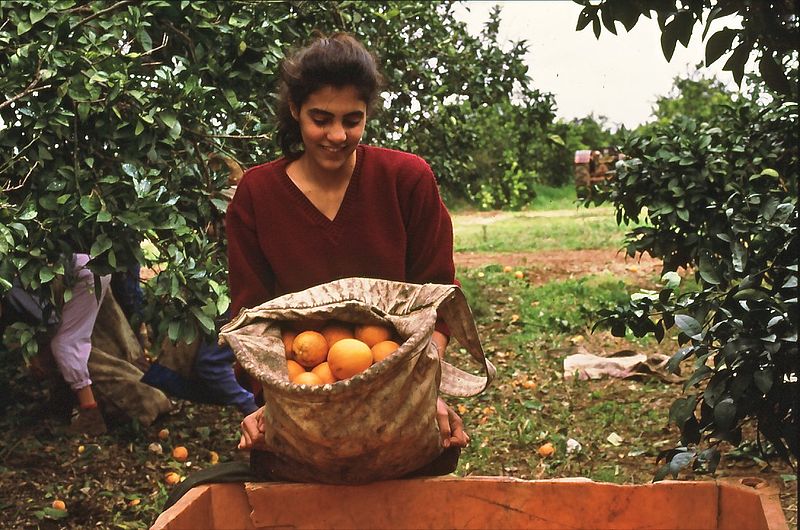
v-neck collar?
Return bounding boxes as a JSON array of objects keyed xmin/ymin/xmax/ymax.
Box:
[{"xmin": 281, "ymin": 145, "xmax": 365, "ymax": 228}]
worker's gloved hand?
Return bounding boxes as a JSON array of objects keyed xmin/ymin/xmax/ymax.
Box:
[
  {"xmin": 238, "ymin": 406, "xmax": 268, "ymax": 451},
  {"xmin": 436, "ymin": 397, "xmax": 469, "ymax": 448}
]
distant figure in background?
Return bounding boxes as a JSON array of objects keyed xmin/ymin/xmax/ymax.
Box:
[{"xmin": 1, "ymin": 253, "xmax": 111, "ymax": 435}]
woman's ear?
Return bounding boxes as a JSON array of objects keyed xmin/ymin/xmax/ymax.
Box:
[{"xmin": 289, "ymin": 102, "xmax": 299, "ymax": 121}]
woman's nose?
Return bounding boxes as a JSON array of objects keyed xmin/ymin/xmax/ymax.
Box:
[{"xmin": 327, "ymin": 122, "xmax": 347, "ymax": 143}]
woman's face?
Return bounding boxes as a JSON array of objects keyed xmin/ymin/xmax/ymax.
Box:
[{"xmin": 291, "ymin": 85, "xmax": 367, "ymax": 177}]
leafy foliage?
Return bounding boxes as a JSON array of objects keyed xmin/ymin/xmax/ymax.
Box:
[
  {"xmin": 577, "ymin": 0, "xmax": 799, "ymax": 471},
  {"xmin": 576, "ymin": 0, "xmax": 799, "ymax": 99},
  {"xmin": 591, "ymin": 96, "xmax": 798, "ymax": 462},
  {"xmin": 0, "ymin": 0, "xmax": 549, "ymax": 354}
]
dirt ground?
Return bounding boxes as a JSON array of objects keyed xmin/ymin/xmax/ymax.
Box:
[
  {"xmin": 0, "ymin": 248, "xmax": 795, "ymax": 529},
  {"xmin": 454, "ymin": 248, "xmax": 665, "ymax": 286}
]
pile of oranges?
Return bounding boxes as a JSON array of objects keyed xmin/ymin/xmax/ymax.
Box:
[{"xmin": 282, "ymin": 320, "xmax": 400, "ymax": 385}]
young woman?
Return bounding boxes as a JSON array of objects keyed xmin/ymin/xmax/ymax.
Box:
[{"xmin": 231, "ymin": 33, "xmax": 468, "ymax": 453}]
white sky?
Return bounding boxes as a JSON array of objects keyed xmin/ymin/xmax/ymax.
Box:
[{"xmin": 452, "ymin": 1, "xmax": 742, "ymax": 129}]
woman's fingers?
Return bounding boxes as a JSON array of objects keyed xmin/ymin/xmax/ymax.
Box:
[{"xmin": 437, "ymin": 397, "xmax": 470, "ymax": 448}]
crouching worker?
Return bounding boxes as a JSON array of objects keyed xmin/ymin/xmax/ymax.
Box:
[{"xmin": 1, "ymin": 253, "xmax": 111, "ymax": 435}]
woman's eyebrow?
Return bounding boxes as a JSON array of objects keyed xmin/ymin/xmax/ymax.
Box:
[{"xmin": 307, "ymin": 108, "xmax": 365, "ymax": 119}]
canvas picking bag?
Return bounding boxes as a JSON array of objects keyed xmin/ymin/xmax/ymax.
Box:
[{"xmin": 219, "ymin": 277, "xmax": 495, "ymax": 484}]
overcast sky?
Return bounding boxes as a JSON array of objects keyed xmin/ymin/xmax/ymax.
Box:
[{"xmin": 452, "ymin": 1, "xmax": 741, "ymax": 129}]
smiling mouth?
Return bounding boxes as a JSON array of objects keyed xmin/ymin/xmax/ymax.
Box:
[{"xmin": 321, "ymin": 144, "xmax": 347, "ymax": 152}]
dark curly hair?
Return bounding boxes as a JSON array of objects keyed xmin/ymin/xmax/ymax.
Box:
[{"xmin": 276, "ymin": 32, "xmax": 384, "ymax": 159}]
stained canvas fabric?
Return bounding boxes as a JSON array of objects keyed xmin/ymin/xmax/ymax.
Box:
[{"xmin": 219, "ymin": 277, "xmax": 494, "ymax": 484}]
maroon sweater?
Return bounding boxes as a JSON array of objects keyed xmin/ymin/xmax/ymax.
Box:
[{"xmin": 226, "ymin": 145, "xmax": 456, "ymax": 330}]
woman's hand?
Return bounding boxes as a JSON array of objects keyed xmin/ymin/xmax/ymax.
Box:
[
  {"xmin": 238, "ymin": 407, "xmax": 268, "ymax": 451},
  {"xmin": 436, "ymin": 397, "xmax": 469, "ymax": 448}
]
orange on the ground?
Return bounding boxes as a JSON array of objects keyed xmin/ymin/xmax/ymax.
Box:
[
  {"xmin": 172, "ymin": 446, "xmax": 189, "ymax": 462},
  {"xmin": 165, "ymin": 472, "xmax": 181, "ymax": 485},
  {"xmin": 51, "ymin": 500, "xmax": 66, "ymax": 511}
]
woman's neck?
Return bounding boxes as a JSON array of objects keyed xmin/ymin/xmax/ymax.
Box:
[{"xmin": 292, "ymin": 149, "xmax": 357, "ymax": 189}]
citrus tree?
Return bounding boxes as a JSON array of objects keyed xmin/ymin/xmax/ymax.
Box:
[
  {"xmin": 0, "ymin": 0, "xmax": 551, "ymax": 357},
  {"xmin": 576, "ymin": 0, "xmax": 798, "ymax": 474}
]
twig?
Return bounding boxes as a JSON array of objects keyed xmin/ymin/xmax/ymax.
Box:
[
  {"xmin": 2, "ymin": 160, "xmax": 39, "ymax": 192},
  {"xmin": 71, "ymin": 0, "xmax": 136, "ymax": 31},
  {"xmin": 187, "ymin": 128, "xmax": 271, "ymax": 140},
  {"xmin": 0, "ymin": 58, "xmax": 52, "ymax": 111},
  {"xmin": 163, "ymin": 20, "xmax": 196, "ymax": 62},
  {"xmin": 0, "ymin": 133, "xmax": 41, "ymax": 174}
]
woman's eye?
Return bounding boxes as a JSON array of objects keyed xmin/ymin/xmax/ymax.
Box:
[
  {"xmin": 313, "ymin": 119, "xmax": 328, "ymax": 126},
  {"xmin": 344, "ymin": 120, "xmax": 361, "ymax": 128}
]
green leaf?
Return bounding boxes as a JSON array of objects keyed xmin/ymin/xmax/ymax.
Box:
[
  {"xmin": 754, "ymin": 368, "xmax": 774, "ymax": 394},
  {"xmin": 90, "ymin": 234, "xmax": 112, "ymax": 257},
  {"xmin": 675, "ymin": 315, "xmax": 703, "ymax": 338},
  {"xmin": 758, "ymin": 54, "xmax": 791, "ymax": 95},
  {"xmin": 160, "ymin": 112, "xmax": 177, "ymax": 129},
  {"xmin": 30, "ymin": 8, "xmax": 48, "ymax": 24},
  {"xmin": 760, "ymin": 168, "xmax": 779, "ymax": 178},
  {"xmin": 713, "ymin": 397, "xmax": 736, "ymax": 431},
  {"xmin": 190, "ymin": 307, "xmax": 216, "ymax": 333},
  {"xmin": 662, "ymin": 271, "xmax": 681, "ymax": 289},
  {"xmin": 39, "ymin": 268, "xmax": 55, "ymax": 283},
  {"xmin": 704, "ymin": 28, "xmax": 736, "ymax": 66}
]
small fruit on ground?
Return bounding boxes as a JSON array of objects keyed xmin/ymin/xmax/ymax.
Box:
[
  {"xmin": 537, "ymin": 442, "xmax": 555, "ymax": 458},
  {"xmin": 51, "ymin": 500, "xmax": 66, "ymax": 511},
  {"xmin": 128, "ymin": 498, "xmax": 141, "ymax": 507},
  {"xmin": 165, "ymin": 472, "xmax": 181, "ymax": 485},
  {"xmin": 281, "ymin": 329, "xmax": 297, "ymax": 359},
  {"xmin": 209, "ymin": 451, "xmax": 219, "ymax": 465},
  {"xmin": 292, "ymin": 371, "xmax": 324, "ymax": 386},
  {"xmin": 514, "ymin": 270, "xmax": 524, "ymax": 279},
  {"xmin": 286, "ymin": 359, "xmax": 306, "ymax": 381},
  {"xmin": 321, "ymin": 321, "xmax": 354, "ymax": 347},
  {"xmin": 158, "ymin": 428, "xmax": 170, "ymax": 440},
  {"xmin": 354, "ymin": 324, "xmax": 392, "ymax": 347},
  {"xmin": 327, "ymin": 338, "xmax": 373, "ymax": 380},
  {"xmin": 311, "ymin": 361, "xmax": 336, "ymax": 384},
  {"xmin": 172, "ymin": 446, "xmax": 189, "ymax": 462},
  {"xmin": 293, "ymin": 331, "xmax": 328, "ymax": 368},
  {"xmin": 371, "ymin": 340, "xmax": 400, "ymax": 363},
  {"xmin": 503, "ymin": 265, "xmax": 513, "ymax": 273}
]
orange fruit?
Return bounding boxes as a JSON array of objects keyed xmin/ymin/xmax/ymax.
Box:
[
  {"xmin": 286, "ymin": 359, "xmax": 306, "ymax": 381},
  {"xmin": 172, "ymin": 446, "xmax": 189, "ymax": 462},
  {"xmin": 321, "ymin": 321, "xmax": 354, "ymax": 348},
  {"xmin": 311, "ymin": 362, "xmax": 336, "ymax": 384},
  {"xmin": 503, "ymin": 265, "xmax": 513, "ymax": 273},
  {"xmin": 371, "ymin": 340, "xmax": 400, "ymax": 362},
  {"xmin": 354, "ymin": 324, "xmax": 393, "ymax": 347},
  {"xmin": 165, "ymin": 472, "xmax": 181, "ymax": 485},
  {"xmin": 208, "ymin": 450, "xmax": 220, "ymax": 465},
  {"xmin": 327, "ymin": 338, "xmax": 373, "ymax": 380},
  {"xmin": 537, "ymin": 442, "xmax": 555, "ymax": 458},
  {"xmin": 514, "ymin": 270, "xmax": 524, "ymax": 279},
  {"xmin": 281, "ymin": 329, "xmax": 297, "ymax": 359},
  {"xmin": 292, "ymin": 331, "xmax": 328, "ymax": 368},
  {"xmin": 158, "ymin": 428, "xmax": 170, "ymax": 440},
  {"xmin": 292, "ymin": 371, "xmax": 323, "ymax": 386},
  {"xmin": 51, "ymin": 500, "xmax": 66, "ymax": 511}
]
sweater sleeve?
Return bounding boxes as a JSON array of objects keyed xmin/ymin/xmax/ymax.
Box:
[
  {"xmin": 402, "ymin": 160, "xmax": 456, "ymax": 337},
  {"xmin": 226, "ymin": 177, "xmax": 276, "ymax": 317}
]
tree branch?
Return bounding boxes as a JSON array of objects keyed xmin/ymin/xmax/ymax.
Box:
[
  {"xmin": 71, "ymin": 0, "xmax": 136, "ymax": 31},
  {"xmin": 0, "ymin": 58, "xmax": 52, "ymax": 111}
]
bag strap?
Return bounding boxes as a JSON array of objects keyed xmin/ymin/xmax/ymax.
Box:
[{"xmin": 427, "ymin": 285, "xmax": 496, "ymax": 398}]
